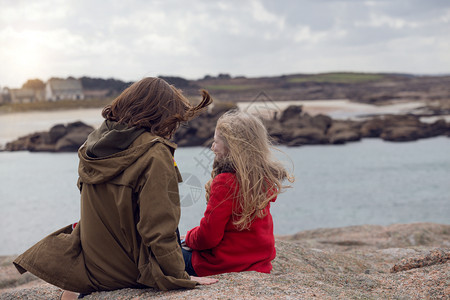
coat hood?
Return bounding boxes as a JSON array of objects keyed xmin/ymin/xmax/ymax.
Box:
[
  {"xmin": 78, "ymin": 120, "xmax": 177, "ymax": 185},
  {"xmin": 85, "ymin": 120, "xmax": 147, "ymax": 158}
]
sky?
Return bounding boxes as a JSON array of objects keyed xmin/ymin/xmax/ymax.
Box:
[{"xmin": 0, "ymin": 0, "xmax": 449, "ymax": 88}]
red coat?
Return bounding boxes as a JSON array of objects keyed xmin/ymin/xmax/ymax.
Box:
[{"xmin": 185, "ymin": 172, "xmax": 276, "ymax": 276}]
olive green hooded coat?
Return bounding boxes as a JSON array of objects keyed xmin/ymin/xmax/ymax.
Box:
[{"xmin": 13, "ymin": 121, "xmax": 196, "ymax": 293}]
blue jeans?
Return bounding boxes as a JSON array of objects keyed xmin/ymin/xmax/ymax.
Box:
[
  {"xmin": 181, "ymin": 248, "xmax": 197, "ymax": 276},
  {"xmin": 176, "ymin": 228, "xmax": 197, "ymax": 276}
]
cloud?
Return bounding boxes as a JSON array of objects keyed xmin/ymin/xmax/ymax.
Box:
[{"xmin": 0, "ymin": 0, "xmax": 449, "ymax": 87}]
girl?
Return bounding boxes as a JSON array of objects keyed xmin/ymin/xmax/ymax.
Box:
[
  {"xmin": 13, "ymin": 77, "xmax": 217, "ymax": 299},
  {"xmin": 182, "ymin": 110, "xmax": 294, "ymax": 276}
]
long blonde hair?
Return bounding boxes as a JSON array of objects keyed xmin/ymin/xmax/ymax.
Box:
[{"xmin": 205, "ymin": 110, "xmax": 294, "ymax": 230}]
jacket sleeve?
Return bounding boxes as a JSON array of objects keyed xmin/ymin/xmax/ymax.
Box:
[
  {"xmin": 185, "ymin": 173, "xmax": 235, "ymax": 250},
  {"xmin": 136, "ymin": 147, "xmax": 194, "ymax": 289}
]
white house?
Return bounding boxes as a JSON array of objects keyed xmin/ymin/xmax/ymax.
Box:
[{"xmin": 45, "ymin": 78, "xmax": 84, "ymax": 101}]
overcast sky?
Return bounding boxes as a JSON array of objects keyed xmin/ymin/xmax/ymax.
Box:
[{"xmin": 1, "ymin": 0, "xmax": 449, "ymax": 88}]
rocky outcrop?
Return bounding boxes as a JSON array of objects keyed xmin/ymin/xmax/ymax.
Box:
[
  {"xmin": 390, "ymin": 248, "xmax": 450, "ymax": 273},
  {"xmin": 361, "ymin": 115, "xmax": 449, "ymax": 142},
  {"xmin": 3, "ymin": 105, "xmax": 450, "ymax": 152},
  {"xmin": 173, "ymin": 116, "xmax": 216, "ymax": 147},
  {"xmin": 266, "ymin": 105, "xmax": 449, "ymax": 146},
  {"xmin": 1, "ymin": 223, "xmax": 449, "ymax": 299},
  {"xmin": 4, "ymin": 122, "xmax": 94, "ymax": 152}
]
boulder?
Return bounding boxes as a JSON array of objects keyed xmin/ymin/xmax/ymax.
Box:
[
  {"xmin": 5, "ymin": 136, "xmax": 28, "ymax": 151},
  {"xmin": 361, "ymin": 115, "xmax": 421, "ymax": 138},
  {"xmin": 282, "ymin": 117, "xmax": 304, "ymax": 129},
  {"xmin": 380, "ymin": 126, "xmax": 422, "ymax": 142},
  {"xmin": 31, "ymin": 144, "xmax": 57, "ymax": 152},
  {"xmin": 288, "ymin": 128, "xmax": 328, "ymax": 146},
  {"xmin": 279, "ymin": 105, "xmax": 303, "ymax": 123},
  {"xmin": 55, "ymin": 132, "xmax": 88, "ymax": 151},
  {"xmin": 265, "ymin": 122, "xmax": 290, "ymax": 144},
  {"xmin": 49, "ymin": 124, "xmax": 67, "ymax": 143},
  {"xmin": 172, "ymin": 113, "xmax": 219, "ymax": 147},
  {"xmin": 327, "ymin": 122, "xmax": 361, "ymax": 144},
  {"xmin": 5, "ymin": 122, "xmax": 94, "ymax": 152},
  {"xmin": 54, "ymin": 123, "xmax": 94, "ymax": 152},
  {"xmin": 424, "ymin": 119, "xmax": 448, "ymax": 137},
  {"xmin": 176, "ymin": 135, "xmax": 212, "ymax": 147},
  {"xmin": 284, "ymin": 113, "xmax": 316, "ymax": 129},
  {"xmin": 5, "ymin": 132, "xmax": 53, "ymax": 152},
  {"xmin": 310, "ymin": 114, "xmax": 332, "ymax": 132},
  {"xmin": 360, "ymin": 118, "xmax": 385, "ymax": 137},
  {"xmin": 329, "ymin": 131, "xmax": 361, "ymax": 144}
]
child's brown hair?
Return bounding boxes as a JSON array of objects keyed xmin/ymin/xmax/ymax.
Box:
[{"xmin": 102, "ymin": 77, "xmax": 212, "ymax": 137}]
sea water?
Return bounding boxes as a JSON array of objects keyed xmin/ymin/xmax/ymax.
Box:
[{"xmin": 1, "ymin": 137, "xmax": 449, "ymax": 255}]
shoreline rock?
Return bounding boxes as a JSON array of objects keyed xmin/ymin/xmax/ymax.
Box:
[
  {"xmin": 3, "ymin": 121, "xmax": 94, "ymax": 152},
  {"xmin": 1, "ymin": 222, "xmax": 449, "ymax": 299},
  {"xmin": 2, "ymin": 105, "xmax": 450, "ymax": 152}
]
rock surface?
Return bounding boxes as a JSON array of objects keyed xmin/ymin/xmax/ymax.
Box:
[
  {"xmin": 1, "ymin": 223, "xmax": 449, "ymax": 299},
  {"xmin": 4, "ymin": 121, "xmax": 94, "ymax": 152},
  {"xmin": 3, "ymin": 104, "xmax": 450, "ymax": 151}
]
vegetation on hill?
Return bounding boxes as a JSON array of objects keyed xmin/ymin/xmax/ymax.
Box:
[
  {"xmin": 79, "ymin": 77, "xmax": 133, "ymax": 94},
  {"xmin": 158, "ymin": 76, "xmax": 192, "ymax": 88},
  {"xmin": 1, "ymin": 72, "xmax": 449, "ymax": 113},
  {"xmin": 286, "ymin": 72, "xmax": 386, "ymax": 83}
]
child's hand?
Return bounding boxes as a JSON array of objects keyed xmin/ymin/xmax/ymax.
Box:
[
  {"xmin": 180, "ymin": 235, "xmax": 192, "ymax": 250},
  {"xmin": 190, "ymin": 276, "xmax": 218, "ymax": 285}
]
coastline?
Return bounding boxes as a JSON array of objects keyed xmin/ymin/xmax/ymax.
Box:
[
  {"xmin": 2, "ymin": 222, "xmax": 449, "ymax": 299},
  {"xmin": 237, "ymin": 99, "xmax": 429, "ymax": 119},
  {"xmin": 0, "ymin": 108, "xmax": 103, "ymax": 147},
  {"xmin": 2, "ymin": 99, "xmax": 449, "ymax": 149}
]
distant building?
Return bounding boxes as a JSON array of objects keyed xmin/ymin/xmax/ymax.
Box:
[
  {"xmin": 9, "ymin": 88, "xmax": 45, "ymax": 104},
  {"xmin": 83, "ymin": 89, "xmax": 110, "ymax": 99},
  {"xmin": 0, "ymin": 87, "xmax": 9, "ymax": 104},
  {"xmin": 45, "ymin": 78, "xmax": 84, "ymax": 101}
]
